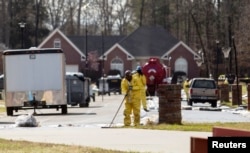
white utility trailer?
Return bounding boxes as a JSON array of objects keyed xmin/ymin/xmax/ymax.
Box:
[{"xmin": 3, "ymin": 48, "xmax": 67, "ymax": 116}]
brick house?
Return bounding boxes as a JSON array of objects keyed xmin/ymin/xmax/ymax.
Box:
[{"xmin": 1, "ymin": 25, "xmax": 201, "ymax": 82}]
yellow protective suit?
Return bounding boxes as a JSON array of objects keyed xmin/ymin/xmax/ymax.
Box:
[
  {"xmin": 183, "ymin": 79, "xmax": 190, "ymax": 99},
  {"xmin": 133, "ymin": 72, "xmax": 147, "ymax": 110},
  {"xmin": 121, "ymin": 75, "xmax": 141, "ymax": 126}
]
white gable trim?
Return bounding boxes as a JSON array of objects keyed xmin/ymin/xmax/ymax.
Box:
[
  {"xmin": 161, "ymin": 41, "xmax": 200, "ymax": 60},
  {"xmin": 99, "ymin": 43, "xmax": 135, "ymax": 60},
  {"xmin": 38, "ymin": 28, "xmax": 85, "ymax": 59}
]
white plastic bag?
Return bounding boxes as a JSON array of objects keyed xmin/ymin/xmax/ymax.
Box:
[{"xmin": 15, "ymin": 113, "xmax": 38, "ymax": 127}]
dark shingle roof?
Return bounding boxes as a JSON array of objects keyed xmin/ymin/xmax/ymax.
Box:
[
  {"xmin": 68, "ymin": 35, "xmax": 125, "ymax": 54},
  {"xmin": 118, "ymin": 25, "xmax": 179, "ymax": 56},
  {"xmin": 67, "ymin": 25, "xmax": 179, "ymax": 57}
]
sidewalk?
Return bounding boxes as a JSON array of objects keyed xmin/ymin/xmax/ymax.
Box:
[{"xmin": 0, "ymin": 126, "xmax": 212, "ymax": 153}]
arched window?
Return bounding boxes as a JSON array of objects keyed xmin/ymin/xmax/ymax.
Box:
[
  {"xmin": 110, "ymin": 57, "xmax": 124, "ymax": 75},
  {"xmin": 175, "ymin": 57, "xmax": 188, "ymax": 74}
]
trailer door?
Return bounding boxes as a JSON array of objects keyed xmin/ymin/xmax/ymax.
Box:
[{"xmin": 5, "ymin": 53, "xmax": 63, "ymax": 92}]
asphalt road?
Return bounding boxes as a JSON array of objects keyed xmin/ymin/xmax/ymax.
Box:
[
  {"xmin": 0, "ymin": 93, "xmax": 250, "ymax": 128},
  {"xmin": 0, "ymin": 93, "xmax": 249, "ymax": 153},
  {"xmin": 1, "ymin": 94, "xmax": 128, "ymax": 127}
]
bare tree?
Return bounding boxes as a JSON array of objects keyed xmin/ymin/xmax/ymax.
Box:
[
  {"xmin": 233, "ymin": 1, "xmax": 250, "ymax": 76},
  {"xmin": 77, "ymin": 0, "xmax": 83, "ymax": 35},
  {"xmin": 45, "ymin": 0, "xmax": 67, "ymax": 30},
  {"xmin": 113, "ymin": 0, "xmax": 133, "ymax": 35},
  {"xmin": 0, "ymin": 0, "xmax": 10, "ymax": 47},
  {"xmin": 2, "ymin": 0, "xmax": 249, "ymax": 77},
  {"xmin": 139, "ymin": 0, "xmax": 144, "ymax": 26}
]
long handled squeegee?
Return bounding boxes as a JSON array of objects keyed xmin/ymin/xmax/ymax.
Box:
[{"xmin": 101, "ymin": 94, "xmax": 127, "ymax": 128}]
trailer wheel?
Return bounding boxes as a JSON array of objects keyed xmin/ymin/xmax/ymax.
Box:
[
  {"xmin": 61, "ymin": 105, "xmax": 67, "ymax": 114},
  {"xmin": 6, "ymin": 107, "xmax": 13, "ymax": 116}
]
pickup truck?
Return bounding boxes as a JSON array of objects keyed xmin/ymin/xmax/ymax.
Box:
[{"xmin": 188, "ymin": 78, "xmax": 219, "ymax": 107}]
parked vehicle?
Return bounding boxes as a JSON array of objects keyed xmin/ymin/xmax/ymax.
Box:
[
  {"xmin": 2, "ymin": 48, "xmax": 67, "ymax": 116},
  {"xmin": 66, "ymin": 72, "xmax": 91, "ymax": 107},
  {"xmin": 97, "ymin": 77, "xmax": 110, "ymax": 96},
  {"xmin": 0, "ymin": 74, "xmax": 4, "ymax": 100},
  {"xmin": 106, "ymin": 75, "xmax": 121, "ymax": 95},
  {"xmin": 188, "ymin": 78, "xmax": 219, "ymax": 107},
  {"xmin": 142, "ymin": 57, "xmax": 169, "ymax": 96},
  {"xmin": 0, "ymin": 74, "xmax": 3, "ymax": 90}
]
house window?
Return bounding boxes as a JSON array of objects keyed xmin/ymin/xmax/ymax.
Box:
[
  {"xmin": 175, "ymin": 57, "xmax": 188, "ymax": 74},
  {"xmin": 54, "ymin": 39, "xmax": 61, "ymax": 48},
  {"xmin": 110, "ymin": 57, "xmax": 124, "ymax": 76}
]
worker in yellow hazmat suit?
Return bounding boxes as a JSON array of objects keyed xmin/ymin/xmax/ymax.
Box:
[
  {"xmin": 134, "ymin": 66, "xmax": 148, "ymax": 112},
  {"xmin": 121, "ymin": 70, "xmax": 141, "ymax": 126},
  {"xmin": 183, "ymin": 78, "xmax": 190, "ymax": 100}
]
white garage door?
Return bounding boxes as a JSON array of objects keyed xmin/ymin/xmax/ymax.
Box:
[{"xmin": 66, "ymin": 65, "xmax": 79, "ymax": 72}]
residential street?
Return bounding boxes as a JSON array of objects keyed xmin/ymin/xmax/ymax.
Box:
[{"xmin": 0, "ymin": 93, "xmax": 249, "ymax": 153}]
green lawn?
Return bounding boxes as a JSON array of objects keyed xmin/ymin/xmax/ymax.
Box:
[{"xmin": 0, "ymin": 139, "xmax": 137, "ymax": 153}]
